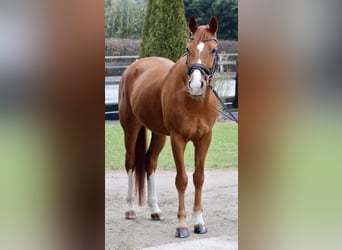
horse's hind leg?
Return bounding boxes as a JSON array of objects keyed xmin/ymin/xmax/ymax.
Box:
[
  {"xmin": 122, "ymin": 124, "xmax": 141, "ymax": 220},
  {"xmin": 146, "ymin": 133, "xmax": 166, "ymax": 221}
]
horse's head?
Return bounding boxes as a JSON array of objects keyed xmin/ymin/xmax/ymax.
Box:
[{"xmin": 185, "ymin": 16, "xmax": 219, "ymax": 97}]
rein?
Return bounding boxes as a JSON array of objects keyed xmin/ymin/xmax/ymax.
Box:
[
  {"xmin": 207, "ymin": 83, "xmax": 239, "ymax": 123},
  {"xmin": 185, "ymin": 36, "xmax": 239, "ymax": 124}
]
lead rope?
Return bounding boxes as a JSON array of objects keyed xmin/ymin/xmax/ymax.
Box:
[{"xmin": 207, "ymin": 83, "xmax": 239, "ymax": 123}]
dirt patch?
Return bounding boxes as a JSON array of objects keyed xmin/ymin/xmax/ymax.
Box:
[{"xmin": 105, "ymin": 169, "xmax": 238, "ymax": 249}]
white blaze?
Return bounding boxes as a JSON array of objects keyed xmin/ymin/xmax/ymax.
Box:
[
  {"xmin": 196, "ymin": 42, "xmax": 204, "ymax": 64},
  {"xmin": 189, "ymin": 42, "xmax": 205, "ymax": 95},
  {"xmin": 148, "ymin": 172, "xmax": 162, "ymax": 214}
]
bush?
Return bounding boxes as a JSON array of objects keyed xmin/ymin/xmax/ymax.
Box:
[
  {"xmin": 105, "ymin": 38, "xmax": 237, "ymax": 56},
  {"xmin": 218, "ymin": 40, "xmax": 238, "ymax": 54},
  {"xmin": 105, "ymin": 39, "xmax": 141, "ymax": 56}
]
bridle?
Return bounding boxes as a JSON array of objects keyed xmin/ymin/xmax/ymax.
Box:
[
  {"xmin": 185, "ymin": 36, "xmax": 239, "ymax": 123},
  {"xmin": 185, "ymin": 37, "xmax": 219, "ymax": 83}
]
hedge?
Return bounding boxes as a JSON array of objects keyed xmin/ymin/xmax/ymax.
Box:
[{"xmin": 105, "ymin": 39, "xmax": 238, "ymax": 56}]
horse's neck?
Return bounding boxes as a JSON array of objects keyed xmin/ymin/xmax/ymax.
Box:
[{"xmin": 165, "ymin": 56, "xmax": 187, "ymax": 87}]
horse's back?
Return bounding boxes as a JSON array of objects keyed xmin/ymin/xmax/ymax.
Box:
[
  {"xmin": 119, "ymin": 57, "xmax": 174, "ymax": 135},
  {"xmin": 119, "ymin": 57, "xmax": 173, "ymax": 97}
]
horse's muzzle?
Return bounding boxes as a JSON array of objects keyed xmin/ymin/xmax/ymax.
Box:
[
  {"xmin": 188, "ymin": 81, "xmax": 205, "ymax": 96},
  {"xmin": 188, "ymin": 69, "xmax": 206, "ymax": 96}
]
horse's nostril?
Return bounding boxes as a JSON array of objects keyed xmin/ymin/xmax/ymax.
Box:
[
  {"xmin": 188, "ymin": 75, "xmax": 193, "ymax": 82},
  {"xmin": 200, "ymin": 81, "xmax": 204, "ymax": 88}
]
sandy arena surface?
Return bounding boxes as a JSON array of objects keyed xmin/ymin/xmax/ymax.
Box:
[{"xmin": 105, "ymin": 169, "xmax": 238, "ymax": 249}]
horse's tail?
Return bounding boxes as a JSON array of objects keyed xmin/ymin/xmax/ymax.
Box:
[{"xmin": 135, "ymin": 126, "xmax": 146, "ymax": 205}]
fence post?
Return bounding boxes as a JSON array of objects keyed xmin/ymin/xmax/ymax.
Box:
[{"xmin": 233, "ymin": 59, "xmax": 238, "ymax": 108}]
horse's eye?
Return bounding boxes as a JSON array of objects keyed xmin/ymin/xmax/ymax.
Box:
[
  {"xmin": 211, "ymin": 48, "xmax": 217, "ymax": 54},
  {"xmin": 186, "ymin": 48, "xmax": 190, "ymax": 54}
]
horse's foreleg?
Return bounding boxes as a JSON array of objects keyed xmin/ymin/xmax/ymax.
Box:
[
  {"xmin": 170, "ymin": 132, "xmax": 189, "ymax": 238},
  {"xmin": 146, "ymin": 133, "xmax": 166, "ymax": 221},
  {"xmin": 192, "ymin": 133, "xmax": 212, "ymax": 234}
]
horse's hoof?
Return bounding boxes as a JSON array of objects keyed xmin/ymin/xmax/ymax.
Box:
[
  {"xmin": 175, "ymin": 227, "xmax": 190, "ymax": 238},
  {"xmin": 194, "ymin": 224, "xmax": 208, "ymax": 234},
  {"xmin": 125, "ymin": 210, "xmax": 136, "ymax": 220},
  {"xmin": 151, "ymin": 212, "xmax": 165, "ymax": 221}
]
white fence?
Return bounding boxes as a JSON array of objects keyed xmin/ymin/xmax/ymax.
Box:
[
  {"xmin": 217, "ymin": 53, "xmax": 238, "ymax": 73},
  {"xmin": 105, "ymin": 56, "xmax": 139, "ymax": 70}
]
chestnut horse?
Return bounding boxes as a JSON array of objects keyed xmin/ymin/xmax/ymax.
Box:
[{"xmin": 119, "ymin": 16, "xmax": 219, "ymax": 238}]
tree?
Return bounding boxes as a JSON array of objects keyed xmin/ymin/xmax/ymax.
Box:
[
  {"xmin": 213, "ymin": 0, "xmax": 238, "ymax": 40},
  {"xmin": 157, "ymin": 0, "xmax": 188, "ymax": 61},
  {"xmin": 105, "ymin": 0, "xmax": 146, "ymax": 39},
  {"xmin": 184, "ymin": 0, "xmax": 238, "ymax": 40},
  {"xmin": 105, "ymin": 0, "xmax": 238, "ymax": 41},
  {"xmin": 139, "ymin": 0, "xmax": 188, "ymax": 62},
  {"xmin": 139, "ymin": 0, "xmax": 160, "ymax": 57}
]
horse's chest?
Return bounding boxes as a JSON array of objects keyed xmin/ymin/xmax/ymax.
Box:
[{"xmin": 175, "ymin": 117, "xmax": 212, "ymax": 140}]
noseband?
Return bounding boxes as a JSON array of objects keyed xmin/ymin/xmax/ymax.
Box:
[{"xmin": 185, "ymin": 37, "xmax": 219, "ymax": 83}]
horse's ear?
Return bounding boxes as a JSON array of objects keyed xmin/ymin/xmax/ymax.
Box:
[
  {"xmin": 189, "ymin": 16, "xmax": 198, "ymax": 34},
  {"xmin": 208, "ymin": 16, "xmax": 218, "ymax": 34}
]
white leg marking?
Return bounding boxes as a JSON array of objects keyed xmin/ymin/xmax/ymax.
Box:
[
  {"xmin": 126, "ymin": 169, "xmax": 135, "ymax": 211},
  {"xmin": 148, "ymin": 172, "xmax": 162, "ymax": 214},
  {"xmin": 193, "ymin": 210, "xmax": 205, "ymax": 225}
]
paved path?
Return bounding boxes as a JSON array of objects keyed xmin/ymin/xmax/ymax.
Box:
[
  {"xmin": 105, "ymin": 169, "xmax": 238, "ymax": 249},
  {"xmin": 141, "ymin": 237, "xmax": 238, "ymax": 250}
]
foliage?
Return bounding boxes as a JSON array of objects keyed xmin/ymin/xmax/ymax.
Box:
[
  {"xmin": 184, "ymin": 0, "xmax": 238, "ymax": 40},
  {"xmin": 105, "ymin": 122, "xmax": 238, "ymax": 169},
  {"xmin": 139, "ymin": 0, "xmax": 158, "ymax": 58},
  {"xmin": 139, "ymin": 0, "xmax": 188, "ymax": 62},
  {"xmin": 105, "ymin": 39, "xmax": 141, "ymax": 56},
  {"xmin": 105, "ymin": 0, "xmax": 238, "ymax": 41},
  {"xmin": 105, "ymin": 0, "xmax": 146, "ymax": 38}
]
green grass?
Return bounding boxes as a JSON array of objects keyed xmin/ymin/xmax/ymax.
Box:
[{"xmin": 105, "ymin": 122, "xmax": 238, "ymax": 170}]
